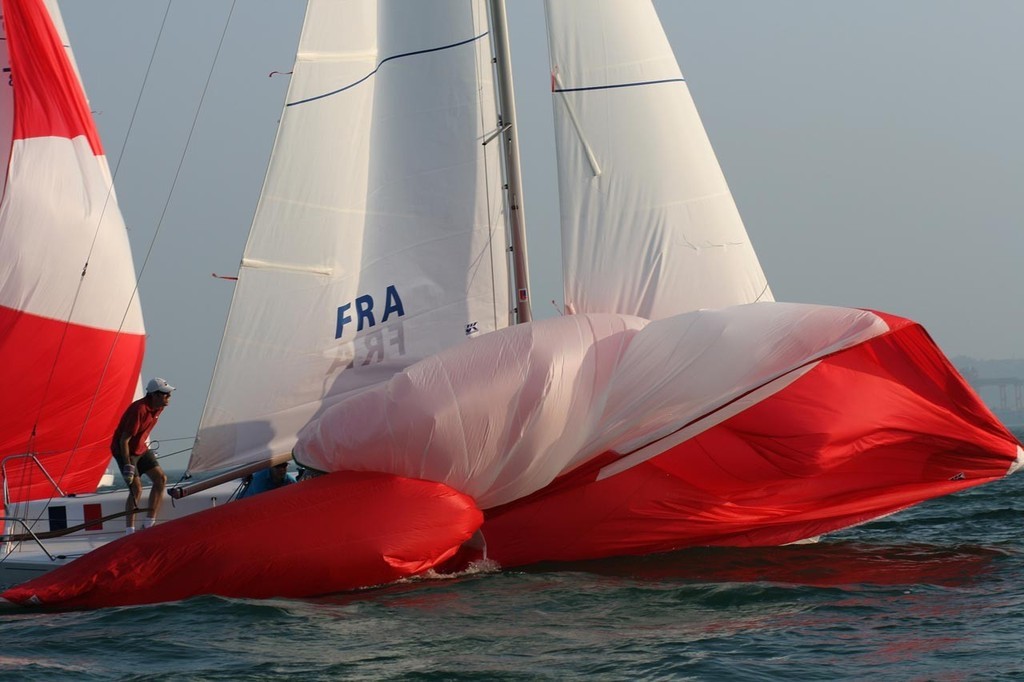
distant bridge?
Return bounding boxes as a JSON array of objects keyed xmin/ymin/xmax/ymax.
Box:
[{"xmin": 972, "ymin": 377, "xmax": 1024, "ymax": 410}]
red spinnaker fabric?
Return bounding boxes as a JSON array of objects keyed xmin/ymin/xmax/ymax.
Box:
[
  {"xmin": 0, "ymin": 308, "xmax": 144, "ymax": 501},
  {"xmin": 480, "ymin": 316, "xmax": 1018, "ymax": 566},
  {"xmin": 1, "ymin": 472, "xmax": 483, "ymax": 609},
  {"xmin": 3, "ymin": 0, "xmax": 101, "ymax": 152}
]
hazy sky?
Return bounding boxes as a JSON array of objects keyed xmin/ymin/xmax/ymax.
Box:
[{"xmin": 56, "ymin": 1, "xmax": 1024, "ymax": 464}]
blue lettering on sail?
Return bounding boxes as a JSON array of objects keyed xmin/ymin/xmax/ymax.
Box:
[
  {"xmin": 335, "ymin": 303, "xmax": 352, "ymax": 339},
  {"xmin": 335, "ymin": 285, "xmax": 405, "ymax": 339},
  {"xmin": 355, "ymin": 295, "xmax": 375, "ymax": 331},
  {"xmin": 382, "ymin": 284, "xmax": 405, "ymax": 322}
]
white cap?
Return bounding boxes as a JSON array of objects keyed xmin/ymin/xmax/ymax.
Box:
[{"xmin": 146, "ymin": 377, "xmax": 175, "ymax": 394}]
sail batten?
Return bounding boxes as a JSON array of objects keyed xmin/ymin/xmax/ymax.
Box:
[{"xmin": 239, "ymin": 258, "xmax": 334, "ymax": 276}]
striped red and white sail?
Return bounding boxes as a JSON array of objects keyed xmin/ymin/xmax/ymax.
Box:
[{"xmin": 0, "ymin": 0, "xmax": 144, "ymax": 503}]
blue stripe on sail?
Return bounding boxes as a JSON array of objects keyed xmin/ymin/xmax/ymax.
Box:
[
  {"xmin": 553, "ymin": 77, "xmax": 685, "ymax": 93},
  {"xmin": 287, "ymin": 32, "xmax": 489, "ymax": 107}
]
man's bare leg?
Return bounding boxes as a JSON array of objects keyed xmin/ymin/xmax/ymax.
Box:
[
  {"xmin": 125, "ymin": 477, "xmax": 142, "ymax": 530},
  {"xmin": 145, "ymin": 466, "xmax": 167, "ymax": 524}
]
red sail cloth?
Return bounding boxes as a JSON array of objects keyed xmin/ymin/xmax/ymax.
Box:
[
  {"xmin": 479, "ymin": 316, "xmax": 1018, "ymax": 566},
  {"xmin": 0, "ymin": 307, "xmax": 144, "ymax": 503},
  {"xmin": 1, "ymin": 472, "xmax": 483, "ymax": 609},
  {"xmin": 3, "ymin": 0, "xmax": 103, "ymax": 150}
]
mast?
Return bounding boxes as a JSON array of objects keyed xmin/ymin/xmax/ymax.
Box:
[{"xmin": 488, "ymin": 0, "xmax": 532, "ymax": 322}]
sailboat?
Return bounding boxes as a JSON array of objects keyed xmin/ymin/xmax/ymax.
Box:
[{"xmin": 2, "ymin": 0, "xmax": 1019, "ymax": 609}]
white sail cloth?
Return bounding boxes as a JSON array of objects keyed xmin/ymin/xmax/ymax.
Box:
[
  {"xmin": 546, "ymin": 0, "xmax": 772, "ymax": 319},
  {"xmin": 0, "ymin": 138, "xmax": 142, "ymax": 332},
  {"xmin": 0, "ymin": 0, "xmax": 141, "ymax": 334},
  {"xmin": 190, "ymin": 0, "xmax": 510, "ymax": 472},
  {"xmin": 296, "ymin": 303, "xmax": 888, "ymax": 509}
]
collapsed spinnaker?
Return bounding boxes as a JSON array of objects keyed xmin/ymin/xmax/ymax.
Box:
[
  {"xmin": 295, "ymin": 304, "xmax": 1020, "ymax": 570},
  {"xmin": 1, "ymin": 472, "xmax": 482, "ymax": 609},
  {"xmin": 0, "ymin": 0, "xmax": 144, "ymax": 502},
  {"xmin": 479, "ymin": 312, "xmax": 1020, "ymax": 566}
]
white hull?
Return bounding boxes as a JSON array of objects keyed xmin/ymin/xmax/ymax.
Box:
[{"xmin": 0, "ymin": 481, "xmax": 242, "ymax": 586}]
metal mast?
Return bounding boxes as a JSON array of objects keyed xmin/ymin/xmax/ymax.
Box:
[{"xmin": 488, "ymin": 0, "xmax": 532, "ymax": 322}]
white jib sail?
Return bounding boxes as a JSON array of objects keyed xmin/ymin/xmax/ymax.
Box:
[
  {"xmin": 545, "ymin": 0, "xmax": 773, "ymax": 319},
  {"xmin": 190, "ymin": 0, "xmax": 511, "ymax": 473}
]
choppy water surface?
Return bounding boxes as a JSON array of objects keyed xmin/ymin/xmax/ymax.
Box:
[{"xmin": 3, "ymin": 459, "xmax": 1022, "ymax": 680}]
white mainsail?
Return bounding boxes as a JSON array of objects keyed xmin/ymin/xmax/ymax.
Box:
[
  {"xmin": 189, "ymin": 0, "xmax": 511, "ymax": 473},
  {"xmin": 546, "ymin": 0, "xmax": 772, "ymax": 319}
]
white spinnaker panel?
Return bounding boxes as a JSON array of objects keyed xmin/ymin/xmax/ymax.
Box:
[
  {"xmin": 0, "ymin": 140, "xmax": 143, "ymax": 331},
  {"xmin": 296, "ymin": 304, "xmax": 887, "ymax": 509},
  {"xmin": 545, "ymin": 0, "xmax": 772, "ymax": 319},
  {"xmin": 191, "ymin": 0, "xmax": 509, "ymax": 472},
  {"xmin": 0, "ymin": 0, "xmax": 142, "ymax": 333}
]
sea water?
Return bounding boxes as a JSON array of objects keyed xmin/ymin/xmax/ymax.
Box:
[{"xmin": 2, "ymin": 443, "xmax": 1022, "ymax": 681}]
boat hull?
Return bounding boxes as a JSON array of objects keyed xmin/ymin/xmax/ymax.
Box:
[
  {"xmin": 0, "ymin": 481, "xmax": 240, "ymax": 586},
  {"xmin": 2, "ymin": 472, "xmax": 482, "ymax": 608}
]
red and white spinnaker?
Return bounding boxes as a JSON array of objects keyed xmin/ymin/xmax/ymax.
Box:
[{"xmin": 0, "ymin": 0, "xmax": 144, "ymax": 504}]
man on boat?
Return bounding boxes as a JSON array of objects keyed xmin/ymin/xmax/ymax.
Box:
[
  {"xmin": 238, "ymin": 462, "xmax": 296, "ymax": 499},
  {"xmin": 111, "ymin": 377, "xmax": 173, "ymax": 534}
]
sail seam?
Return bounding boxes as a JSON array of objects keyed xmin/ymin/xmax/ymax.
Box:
[{"xmin": 287, "ymin": 32, "xmax": 489, "ymax": 107}]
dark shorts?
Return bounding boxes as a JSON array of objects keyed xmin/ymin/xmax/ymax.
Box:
[{"xmin": 112, "ymin": 449, "xmax": 160, "ymax": 479}]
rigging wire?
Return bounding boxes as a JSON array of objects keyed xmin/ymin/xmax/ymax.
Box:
[
  {"xmin": 5, "ymin": 1, "xmax": 240, "ymax": 550},
  {"xmin": 77, "ymin": 0, "xmax": 241, "ymax": 464}
]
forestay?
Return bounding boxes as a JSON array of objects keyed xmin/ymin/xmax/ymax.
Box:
[
  {"xmin": 190, "ymin": 0, "xmax": 511, "ymax": 473},
  {"xmin": 546, "ymin": 0, "xmax": 772, "ymax": 319}
]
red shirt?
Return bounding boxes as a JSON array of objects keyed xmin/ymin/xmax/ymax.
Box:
[{"xmin": 110, "ymin": 397, "xmax": 165, "ymax": 456}]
